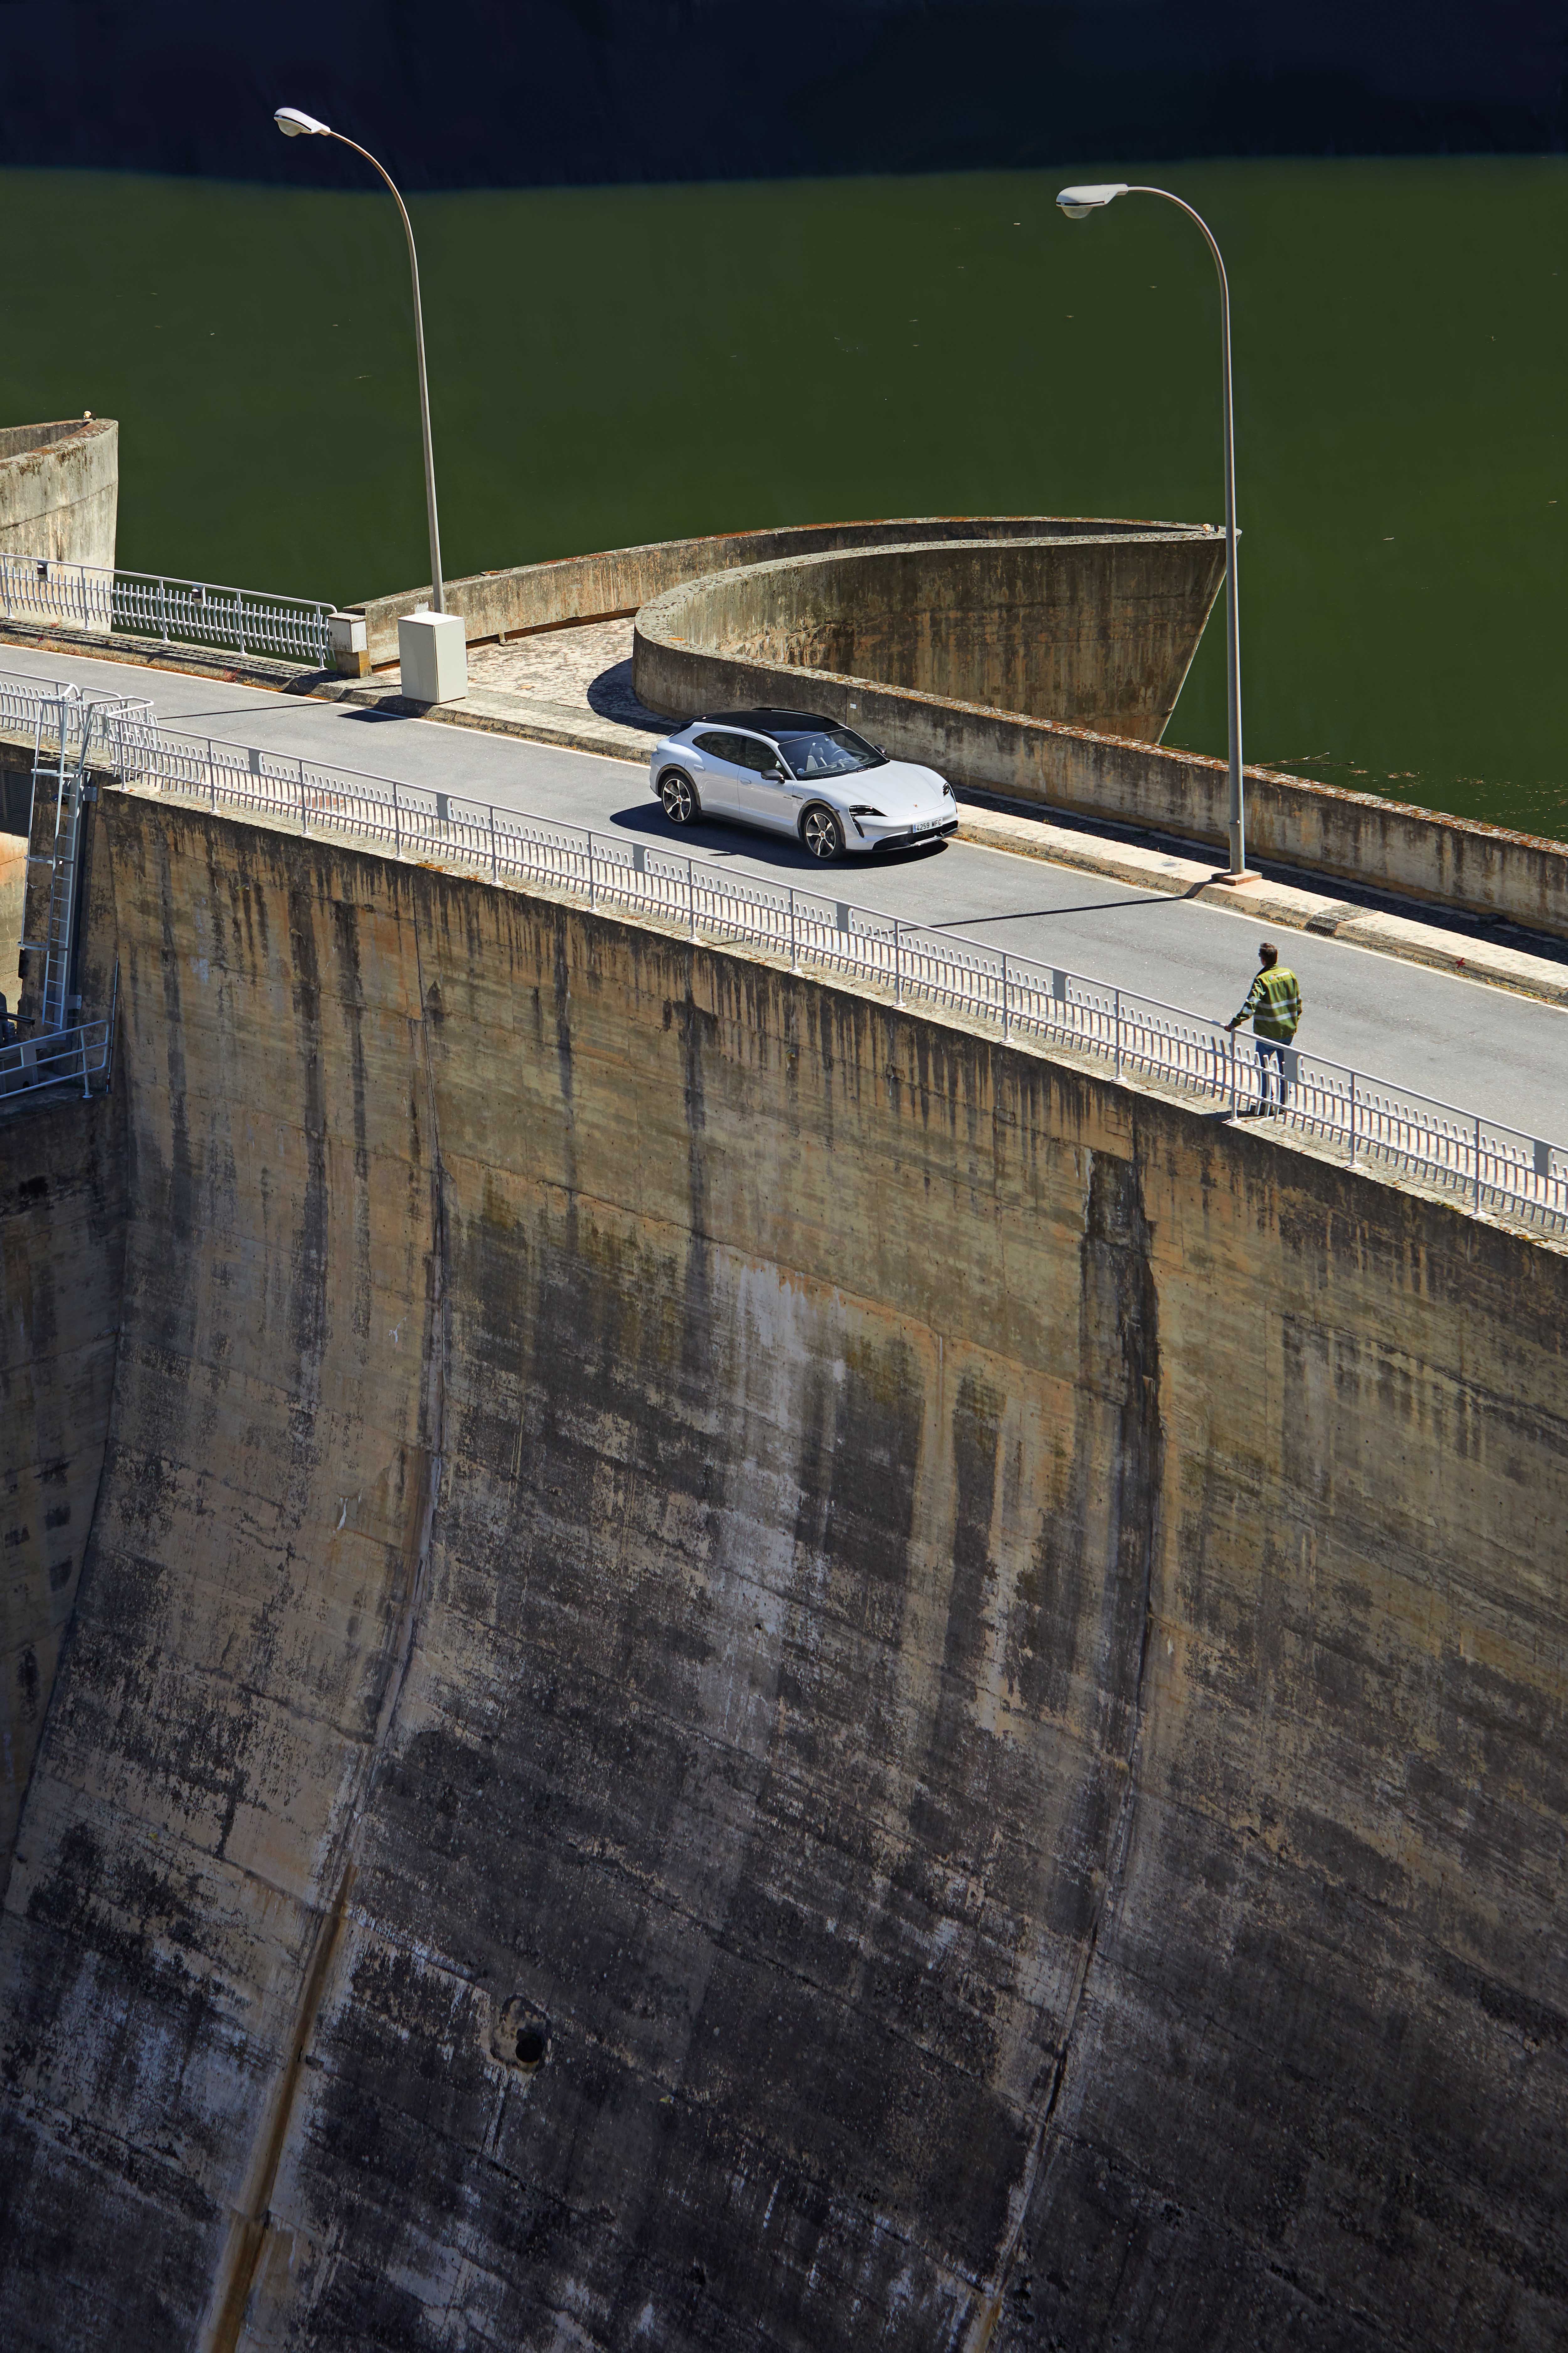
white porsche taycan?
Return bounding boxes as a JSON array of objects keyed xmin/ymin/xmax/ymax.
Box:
[{"xmin": 649, "ymin": 708, "xmax": 958, "ymax": 860}]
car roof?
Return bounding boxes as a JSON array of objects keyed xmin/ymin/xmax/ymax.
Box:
[{"xmin": 693, "ymin": 708, "xmax": 836, "ymax": 737}]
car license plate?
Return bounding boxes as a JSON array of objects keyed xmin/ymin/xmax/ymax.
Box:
[{"xmin": 913, "ymin": 816, "xmax": 941, "ymax": 833}]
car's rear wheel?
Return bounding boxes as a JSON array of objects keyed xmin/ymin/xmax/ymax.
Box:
[
  {"xmin": 801, "ymin": 804, "xmax": 844, "ymax": 861},
  {"xmin": 660, "ymin": 769, "xmax": 698, "ymax": 824}
]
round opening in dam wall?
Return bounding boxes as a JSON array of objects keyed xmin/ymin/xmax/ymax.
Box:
[{"xmin": 491, "ymin": 1994, "xmax": 549, "ymax": 2074}]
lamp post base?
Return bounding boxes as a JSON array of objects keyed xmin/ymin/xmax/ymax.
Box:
[{"xmin": 1210, "ymin": 868, "xmax": 1262, "ymax": 888}]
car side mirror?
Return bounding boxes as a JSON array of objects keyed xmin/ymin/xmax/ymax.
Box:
[{"xmin": 765, "ymin": 767, "xmax": 787, "ymax": 781}]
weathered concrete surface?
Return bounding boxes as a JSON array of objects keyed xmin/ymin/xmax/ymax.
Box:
[
  {"xmin": 0, "ymin": 832, "xmax": 24, "ymax": 978},
  {"xmin": 354, "ymin": 514, "xmax": 1216, "ymax": 669},
  {"xmin": 0, "ymin": 796, "xmax": 127, "ymax": 1871},
  {"xmin": 0, "ymin": 800, "xmax": 1564, "ymax": 2350},
  {"xmin": 634, "ymin": 534, "xmax": 1225, "ymax": 742},
  {"xmin": 0, "ymin": 1086, "xmax": 124, "ymax": 1873},
  {"xmin": 0, "ymin": 420, "xmax": 118, "ymax": 571}
]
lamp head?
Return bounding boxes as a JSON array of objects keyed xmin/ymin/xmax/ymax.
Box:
[
  {"xmin": 274, "ymin": 106, "xmax": 331, "ymax": 137},
  {"xmin": 1056, "ymin": 182, "xmax": 1129, "ymax": 219}
]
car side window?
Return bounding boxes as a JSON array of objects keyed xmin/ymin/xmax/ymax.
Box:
[
  {"xmin": 692, "ymin": 731, "xmax": 736, "ymax": 760},
  {"xmin": 734, "ymin": 736, "xmax": 779, "ymax": 775}
]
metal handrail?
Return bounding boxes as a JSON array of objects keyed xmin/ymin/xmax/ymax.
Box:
[
  {"xmin": 0, "ymin": 1011, "xmax": 114, "ymax": 1102},
  {"xmin": 91, "ymin": 711, "xmax": 1568, "ymax": 1238},
  {"xmin": 0, "ymin": 552, "xmax": 334, "ymax": 667}
]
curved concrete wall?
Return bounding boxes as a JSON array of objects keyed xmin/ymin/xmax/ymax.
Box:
[
  {"xmin": 0, "ymin": 797, "xmax": 1563, "ymax": 2349},
  {"xmin": 354, "ymin": 514, "xmax": 1214, "ymax": 670},
  {"xmin": 634, "ymin": 530, "xmax": 1225, "ymax": 742},
  {"xmin": 0, "ymin": 418, "xmax": 118, "ymax": 569}
]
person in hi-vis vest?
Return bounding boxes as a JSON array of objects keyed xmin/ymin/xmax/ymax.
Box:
[{"xmin": 1226, "ymin": 941, "xmax": 1302, "ymax": 1115}]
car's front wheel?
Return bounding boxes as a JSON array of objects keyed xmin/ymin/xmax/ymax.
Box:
[
  {"xmin": 660, "ymin": 769, "xmax": 698, "ymax": 824},
  {"xmin": 801, "ymin": 804, "xmax": 844, "ymax": 861}
]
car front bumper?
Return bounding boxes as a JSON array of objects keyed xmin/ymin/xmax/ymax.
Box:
[{"xmin": 849, "ymin": 814, "xmax": 959, "ymax": 852}]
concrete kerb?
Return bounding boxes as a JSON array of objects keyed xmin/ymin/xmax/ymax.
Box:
[
  {"xmin": 0, "ymin": 614, "xmax": 329, "ymax": 694},
  {"xmin": 954, "ymin": 799, "xmax": 1568, "ymax": 1009}
]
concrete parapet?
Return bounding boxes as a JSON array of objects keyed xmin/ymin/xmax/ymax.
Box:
[
  {"xmin": 0, "ymin": 796, "xmax": 1563, "ymax": 2347},
  {"xmin": 0, "ymin": 418, "xmax": 118, "ymax": 572},
  {"xmin": 352, "ymin": 513, "xmax": 1212, "ymax": 670},
  {"xmin": 633, "ymin": 530, "xmax": 1225, "ymax": 741}
]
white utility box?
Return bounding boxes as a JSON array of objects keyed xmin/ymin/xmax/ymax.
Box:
[
  {"xmin": 398, "ymin": 607, "xmax": 468, "ymax": 704},
  {"xmin": 328, "ymin": 610, "xmax": 369, "ymax": 676}
]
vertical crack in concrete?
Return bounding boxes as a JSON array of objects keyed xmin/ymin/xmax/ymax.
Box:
[
  {"xmin": 962, "ymin": 1141, "xmax": 1164, "ymax": 2353},
  {"xmin": 199, "ymin": 874, "xmax": 450, "ymax": 2353}
]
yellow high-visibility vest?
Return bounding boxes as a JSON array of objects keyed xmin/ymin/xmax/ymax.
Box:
[{"xmin": 1238, "ymin": 967, "xmax": 1301, "ymax": 1040}]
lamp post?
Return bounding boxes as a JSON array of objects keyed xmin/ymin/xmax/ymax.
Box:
[
  {"xmin": 1056, "ymin": 182, "xmax": 1255, "ymax": 882},
  {"xmin": 275, "ymin": 106, "xmax": 447, "ymax": 614}
]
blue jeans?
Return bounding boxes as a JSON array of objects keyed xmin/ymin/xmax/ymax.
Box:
[{"xmin": 1256, "ymin": 1040, "xmax": 1291, "ymax": 1110}]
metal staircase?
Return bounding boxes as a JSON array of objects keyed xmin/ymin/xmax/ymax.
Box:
[
  {"xmin": 1, "ymin": 685, "xmax": 148, "ymax": 1105},
  {"xmin": 22, "ymin": 686, "xmax": 147, "ymax": 1034},
  {"xmin": 27, "ymin": 688, "xmax": 90, "ymax": 1030}
]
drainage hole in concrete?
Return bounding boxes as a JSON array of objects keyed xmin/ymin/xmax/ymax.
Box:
[{"xmin": 491, "ymin": 1994, "xmax": 550, "ymax": 2074}]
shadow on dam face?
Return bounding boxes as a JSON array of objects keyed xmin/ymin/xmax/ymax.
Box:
[{"xmin": 0, "ymin": 794, "xmax": 1565, "ymax": 2351}]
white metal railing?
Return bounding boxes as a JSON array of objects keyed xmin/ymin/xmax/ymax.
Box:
[
  {"xmin": 91, "ymin": 712, "xmax": 1568, "ymax": 1238},
  {"xmin": 0, "ymin": 667, "xmax": 153, "ymax": 762},
  {"xmin": 0, "ymin": 551, "xmax": 334, "ymax": 666}
]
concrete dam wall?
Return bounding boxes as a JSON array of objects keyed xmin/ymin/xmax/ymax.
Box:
[{"xmin": 0, "ymin": 795, "xmax": 1564, "ymax": 2350}]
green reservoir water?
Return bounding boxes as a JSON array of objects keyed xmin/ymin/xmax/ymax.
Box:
[{"xmin": 1, "ymin": 159, "xmax": 1562, "ymax": 833}]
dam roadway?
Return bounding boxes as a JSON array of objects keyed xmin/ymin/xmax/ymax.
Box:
[{"xmin": 9, "ymin": 642, "xmax": 1568, "ymax": 1148}]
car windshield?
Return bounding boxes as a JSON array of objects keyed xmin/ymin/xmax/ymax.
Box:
[{"xmin": 780, "ymin": 727, "xmax": 885, "ymax": 779}]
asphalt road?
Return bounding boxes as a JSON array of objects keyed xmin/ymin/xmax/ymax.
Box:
[{"xmin": 10, "ymin": 645, "xmax": 1566, "ymax": 1145}]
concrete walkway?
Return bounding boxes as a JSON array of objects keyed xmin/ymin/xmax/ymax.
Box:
[{"xmin": 9, "ymin": 641, "xmax": 1568, "ymax": 1148}]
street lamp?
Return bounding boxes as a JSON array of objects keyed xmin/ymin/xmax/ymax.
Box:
[
  {"xmin": 1056, "ymin": 182, "xmax": 1255, "ymax": 882},
  {"xmin": 275, "ymin": 106, "xmax": 447, "ymax": 614}
]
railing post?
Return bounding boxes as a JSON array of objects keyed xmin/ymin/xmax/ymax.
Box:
[
  {"xmin": 490, "ymin": 804, "xmax": 498, "ymax": 882},
  {"xmin": 789, "ymin": 887, "xmax": 797, "ymax": 973},
  {"xmin": 1115, "ymin": 988, "xmax": 1122, "ymax": 1080},
  {"xmin": 1229, "ymin": 1025, "xmax": 1237, "ymax": 1120},
  {"xmin": 1001, "ymin": 951, "xmax": 1009, "ymax": 1041},
  {"xmin": 1348, "ymin": 1071, "xmax": 1357, "ymax": 1164},
  {"xmin": 689, "ymin": 857, "xmax": 697, "ymax": 942},
  {"xmin": 1475, "ymin": 1114, "xmax": 1483, "ymax": 1208},
  {"xmin": 894, "ymin": 918, "xmax": 903, "ymax": 1006},
  {"xmin": 299, "ymin": 762, "xmax": 308, "ymax": 834},
  {"xmin": 588, "ymin": 829, "xmax": 596, "ymax": 911},
  {"xmin": 157, "ymin": 576, "xmax": 169, "ymax": 643},
  {"xmin": 393, "ymin": 781, "xmax": 400, "ymax": 855}
]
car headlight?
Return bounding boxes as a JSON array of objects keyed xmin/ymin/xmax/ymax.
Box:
[
  {"xmin": 848, "ymin": 805, "xmax": 886, "ymax": 817},
  {"xmin": 942, "ymin": 781, "xmax": 955, "ymax": 798}
]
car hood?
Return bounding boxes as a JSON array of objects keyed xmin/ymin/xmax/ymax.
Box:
[{"xmin": 818, "ymin": 760, "xmax": 948, "ymax": 817}]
